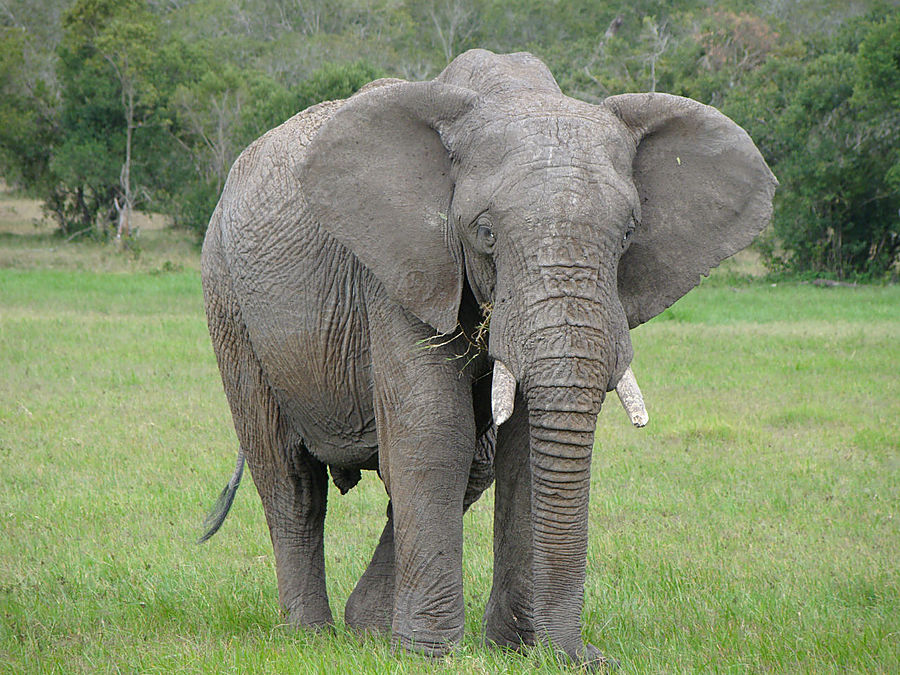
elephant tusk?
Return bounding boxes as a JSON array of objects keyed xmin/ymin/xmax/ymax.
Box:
[
  {"xmin": 491, "ymin": 360, "xmax": 517, "ymax": 426},
  {"xmin": 615, "ymin": 366, "xmax": 649, "ymax": 428}
]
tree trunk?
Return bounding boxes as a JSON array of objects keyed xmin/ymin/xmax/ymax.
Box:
[{"xmin": 116, "ymin": 82, "xmax": 136, "ymax": 249}]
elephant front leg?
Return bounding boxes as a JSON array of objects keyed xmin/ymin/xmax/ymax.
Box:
[
  {"xmin": 346, "ymin": 429, "xmax": 494, "ymax": 636},
  {"xmin": 367, "ymin": 300, "xmax": 477, "ymax": 657},
  {"xmin": 483, "ymin": 394, "xmax": 536, "ymax": 649},
  {"xmin": 387, "ymin": 441, "xmax": 472, "ymax": 656}
]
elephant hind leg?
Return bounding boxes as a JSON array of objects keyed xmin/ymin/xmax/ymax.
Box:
[
  {"xmin": 345, "ymin": 502, "xmax": 395, "ymax": 635},
  {"xmin": 203, "ymin": 250, "xmax": 332, "ymax": 628}
]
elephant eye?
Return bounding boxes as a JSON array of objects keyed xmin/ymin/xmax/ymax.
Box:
[{"xmin": 475, "ymin": 217, "xmax": 495, "ymax": 253}]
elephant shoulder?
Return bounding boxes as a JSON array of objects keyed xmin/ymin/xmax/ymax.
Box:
[
  {"xmin": 214, "ymin": 101, "xmax": 343, "ymax": 223},
  {"xmin": 221, "ymin": 78, "xmax": 409, "ymax": 215}
]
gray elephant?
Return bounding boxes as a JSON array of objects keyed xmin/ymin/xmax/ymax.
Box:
[{"xmin": 199, "ymin": 49, "xmax": 775, "ymax": 668}]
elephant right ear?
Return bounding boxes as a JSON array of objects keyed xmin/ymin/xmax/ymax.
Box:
[{"xmin": 297, "ymin": 81, "xmax": 478, "ymax": 335}]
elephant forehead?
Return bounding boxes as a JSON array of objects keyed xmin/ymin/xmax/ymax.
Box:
[
  {"xmin": 458, "ymin": 112, "xmax": 629, "ymax": 192},
  {"xmin": 477, "ymin": 159, "xmax": 637, "ymax": 226},
  {"xmin": 451, "ymin": 107, "xmax": 639, "ymax": 223},
  {"xmin": 467, "ymin": 97, "xmax": 620, "ymax": 150}
]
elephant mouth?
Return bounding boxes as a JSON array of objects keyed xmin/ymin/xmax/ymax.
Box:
[{"xmin": 490, "ymin": 359, "xmax": 648, "ymax": 428}]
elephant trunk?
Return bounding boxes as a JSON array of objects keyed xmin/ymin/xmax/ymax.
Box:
[
  {"xmin": 524, "ymin": 352, "xmax": 606, "ymax": 657},
  {"xmin": 488, "ymin": 230, "xmax": 643, "ymax": 659}
]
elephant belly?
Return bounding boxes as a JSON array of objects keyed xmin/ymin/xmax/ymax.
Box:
[
  {"xmin": 252, "ymin": 300, "xmax": 378, "ymax": 468},
  {"xmin": 276, "ymin": 379, "xmax": 379, "ymax": 469},
  {"xmin": 231, "ymin": 220, "xmax": 379, "ymax": 469}
]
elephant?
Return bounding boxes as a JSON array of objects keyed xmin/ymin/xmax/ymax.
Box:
[{"xmin": 198, "ymin": 49, "xmax": 776, "ymax": 669}]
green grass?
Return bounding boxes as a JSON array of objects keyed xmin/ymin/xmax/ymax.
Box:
[{"xmin": 1, "ymin": 210, "xmax": 899, "ymax": 671}]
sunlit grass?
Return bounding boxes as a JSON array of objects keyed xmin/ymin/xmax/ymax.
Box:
[{"xmin": 1, "ymin": 198, "xmax": 898, "ymax": 671}]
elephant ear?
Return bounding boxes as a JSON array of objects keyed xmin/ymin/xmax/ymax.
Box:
[
  {"xmin": 297, "ymin": 81, "xmax": 478, "ymax": 335},
  {"xmin": 603, "ymin": 93, "xmax": 777, "ymax": 328}
]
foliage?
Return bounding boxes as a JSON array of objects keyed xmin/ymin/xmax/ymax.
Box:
[
  {"xmin": 0, "ymin": 0, "xmax": 899, "ymax": 271},
  {"xmin": 0, "ymin": 27, "xmax": 58, "ymax": 193},
  {"xmin": 165, "ymin": 59, "xmax": 384, "ymax": 236},
  {"xmin": 725, "ymin": 10, "xmax": 900, "ymax": 279}
]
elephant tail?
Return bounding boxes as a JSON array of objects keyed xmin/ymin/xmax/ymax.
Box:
[{"xmin": 198, "ymin": 448, "xmax": 245, "ymax": 543}]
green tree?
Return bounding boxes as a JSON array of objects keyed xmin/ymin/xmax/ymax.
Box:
[
  {"xmin": 52, "ymin": 0, "xmax": 162, "ymax": 240},
  {"xmin": 292, "ymin": 60, "xmax": 385, "ymax": 110},
  {"xmin": 725, "ymin": 12, "xmax": 900, "ymax": 279},
  {"xmin": 853, "ymin": 12, "xmax": 900, "ymax": 196},
  {"xmin": 165, "ymin": 58, "xmax": 383, "ymax": 236},
  {"xmin": 0, "ymin": 27, "xmax": 58, "ymax": 193},
  {"xmin": 165, "ymin": 63, "xmax": 291, "ymax": 235}
]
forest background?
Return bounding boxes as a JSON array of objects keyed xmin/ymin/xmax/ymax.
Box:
[{"xmin": 1, "ymin": 0, "xmax": 898, "ymax": 280}]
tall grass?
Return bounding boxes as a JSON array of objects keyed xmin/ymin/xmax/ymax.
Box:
[{"xmin": 1, "ymin": 234, "xmax": 898, "ymax": 672}]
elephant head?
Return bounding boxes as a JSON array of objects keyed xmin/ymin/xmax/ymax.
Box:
[{"xmin": 297, "ymin": 50, "xmax": 775, "ymax": 660}]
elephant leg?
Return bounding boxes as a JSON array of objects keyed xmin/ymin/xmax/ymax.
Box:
[
  {"xmin": 253, "ymin": 435, "xmax": 332, "ymax": 629},
  {"xmin": 465, "ymin": 425, "xmax": 496, "ymax": 510},
  {"xmin": 345, "ymin": 502, "xmax": 395, "ymax": 634},
  {"xmin": 366, "ymin": 297, "xmax": 476, "ymax": 657},
  {"xmin": 204, "ymin": 264, "xmax": 332, "ymax": 628},
  {"xmin": 345, "ymin": 427, "xmax": 494, "ymax": 635},
  {"xmin": 483, "ymin": 393, "xmax": 536, "ymax": 650}
]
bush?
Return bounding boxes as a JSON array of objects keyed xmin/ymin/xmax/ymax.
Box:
[{"xmin": 293, "ymin": 61, "xmax": 386, "ymax": 111}]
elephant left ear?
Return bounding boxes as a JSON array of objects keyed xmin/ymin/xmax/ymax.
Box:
[{"xmin": 603, "ymin": 93, "xmax": 777, "ymax": 328}]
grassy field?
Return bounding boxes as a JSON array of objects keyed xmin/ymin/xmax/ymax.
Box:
[{"xmin": 1, "ymin": 191, "xmax": 898, "ymax": 673}]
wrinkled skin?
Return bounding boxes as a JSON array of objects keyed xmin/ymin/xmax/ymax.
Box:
[{"xmin": 200, "ymin": 50, "xmax": 776, "ymax": 668}]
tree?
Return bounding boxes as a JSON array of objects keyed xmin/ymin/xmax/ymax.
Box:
[
  {"xmin": 724, "ymin": 12, "xmax": 900, "ymax": 279},
  {"xmin": 853, "ymin": 11, "xmax": 900, "ymax": 196},
  {"xmin": 56, "ymin": 0, "xmax": 162, "ymax": 244},
  {"xmin": 0, "ymin": 0, "xmax": 68, "ymax": 194},
  {"xmin": 639, "ymin": 16, "xmax": 670, "ymax": 92},
  {"xmin": 0, "ymin": 26, "xmax": 58, "ymax": 193},
  {"xmin": 165, "ymin": 59, "xmax": 382, "ymax": 236},
  {"xmin": 412, "ymin": 0, "xmax": 482, "ymax": 64}
]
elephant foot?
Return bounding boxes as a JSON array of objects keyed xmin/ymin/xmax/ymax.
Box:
[
  {"xmin": 557, "ymin": 642, "xmax": 620, "ymax": 672},
  {"xmin": 281, "ymin": 587, "xmax": 334, "ymax": 630},
  {"xmin": 283, "ymin": 607, "xmax": 335, "ymax": 632},
  {"xmin": 391, "ymin": 587, "xmax": 464, "ymax": 659},
  {"xmin": 483, "ymin": 591, "xmax": 535, "ymax": 651},
  {"xmin": 392, "ymin": 628, "xmax": 461, "ymax": 659}
]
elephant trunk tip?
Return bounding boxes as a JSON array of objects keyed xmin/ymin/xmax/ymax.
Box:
[{"xmin": 615, "ymin": 366, "xmax": 649, "ymax": 428}]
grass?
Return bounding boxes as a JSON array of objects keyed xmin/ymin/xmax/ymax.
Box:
[{"xmin": 1, "ymin": 189, "xmax": 898, "ymax": 673}]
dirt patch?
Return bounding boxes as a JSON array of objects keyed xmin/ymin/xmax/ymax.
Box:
[
  {"xmin": 0, "ymin": 183, "xmax": 171, "ymax": 235},
  {"xmin": 0, "ymin": 181, "xmax": 196, "ymax": 272}
]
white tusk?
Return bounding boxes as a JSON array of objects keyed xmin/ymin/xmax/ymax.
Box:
[
  {"xmin": 491, "ymin": 360, "xmax": 517, "ymax": 426},
  {"xmin": 615, "ymin": 366, "xmax": 649, "ymax": 428}
]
